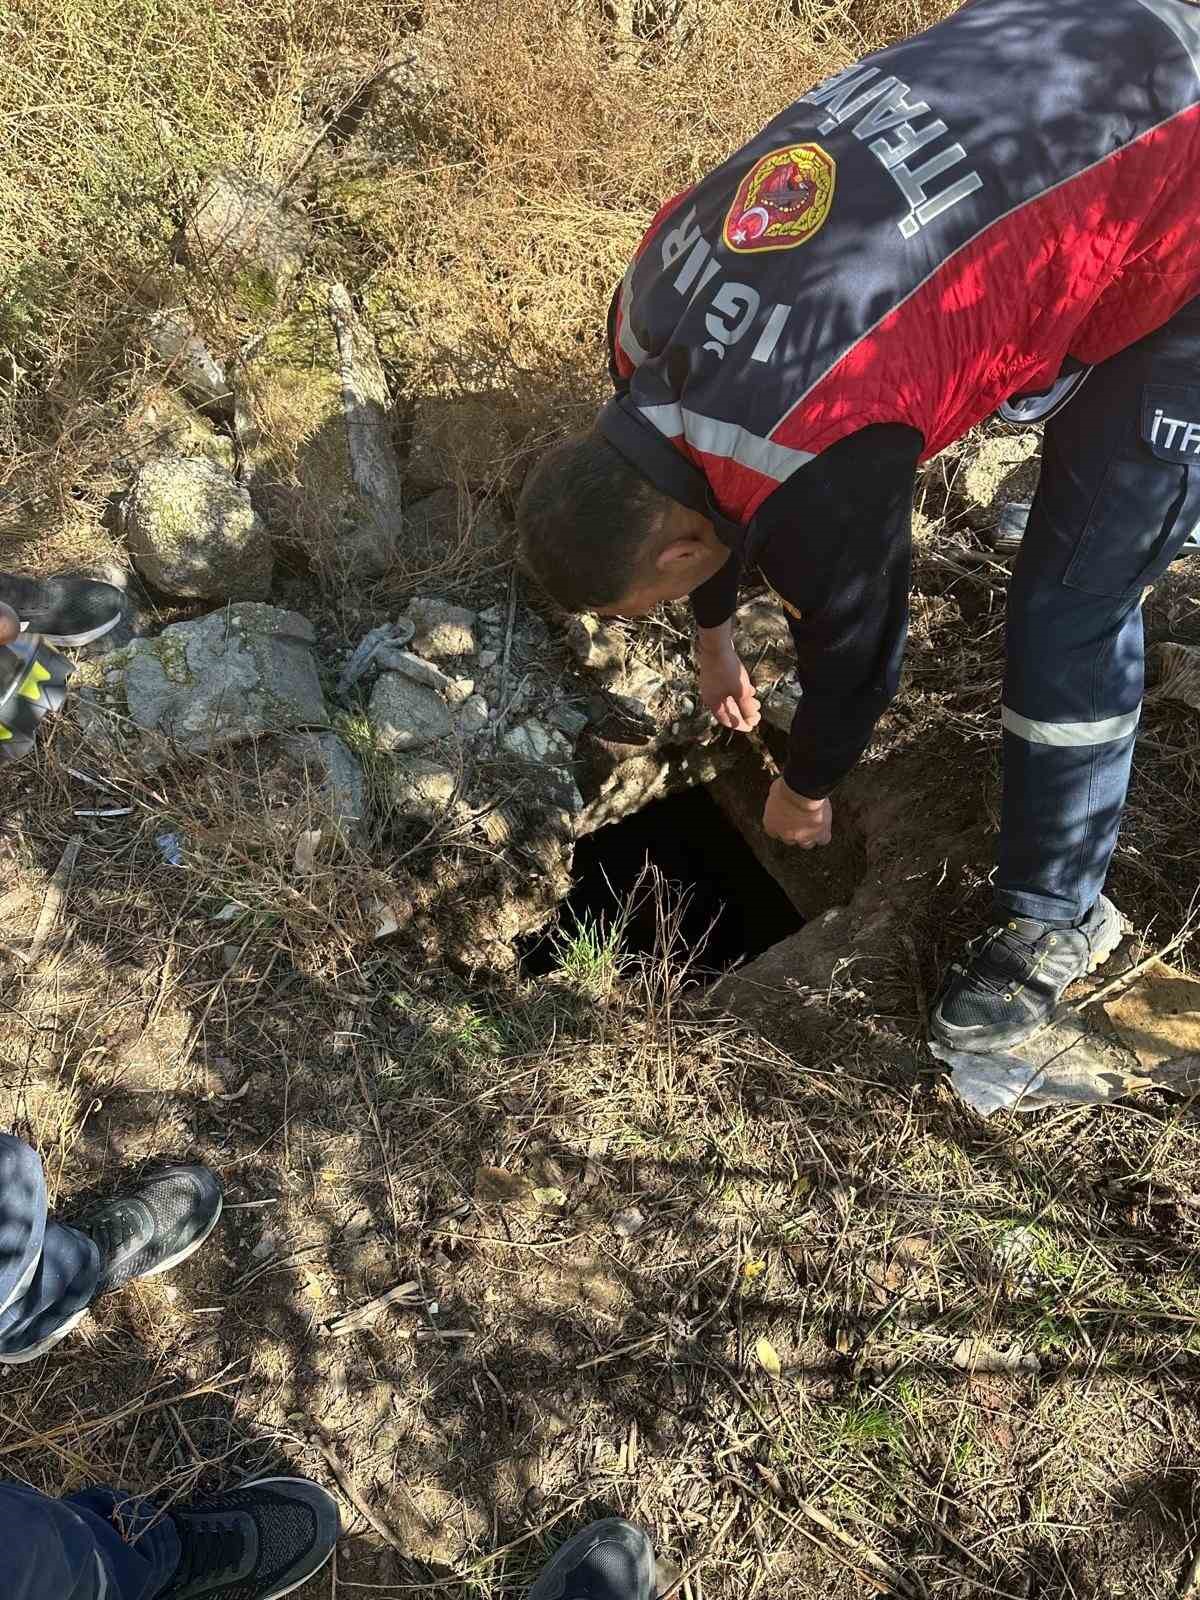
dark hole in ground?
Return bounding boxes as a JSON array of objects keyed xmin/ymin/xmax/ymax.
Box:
[{"xmin": 519, "ymin": 785, "xmax": 803, "ymax": 978}]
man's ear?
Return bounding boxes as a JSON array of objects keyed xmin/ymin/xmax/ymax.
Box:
[{"xmin": 654, "ymin": 537, "xmax": 710, "ymax": 575}]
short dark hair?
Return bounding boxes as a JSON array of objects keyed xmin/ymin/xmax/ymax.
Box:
[{"xmin": 517, "ymin": 428, "xmax": 664, "ymax": 611}]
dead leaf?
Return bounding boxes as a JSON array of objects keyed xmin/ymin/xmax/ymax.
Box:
[
  {"xmin": 532, "ymin": 1185, "xmax": 569, "ymax": 1208},
  {"xmin": 755, "ymin": 1336, "xmax": 782, "ymax": 1378},
  {"xmin": 612, "ymin": 1205, "xmax": 646, "ymax": 1239},
  {"xmin": 293, "ymin": 828, "xmax": 322, "ymax": 876},
  {"xmin": 474, "ymin": 1166, "xmax": 536, "ymax": 1207},
  {"xmin": 894, "ymin": 1235, "xmax": 933, "ymax": 1266},
  {"xmin": 952, "ymin": 1336, "xmax": 1041, "ymax": 1375},
  {"xmin": 1104, "ymin": 961, "xmax": 1200, "ymax": 1070}
]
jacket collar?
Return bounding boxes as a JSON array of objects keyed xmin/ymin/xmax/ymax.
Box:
[{"xmin": 596, "ymin": 397, "xmax": 745, "ymax": 553}]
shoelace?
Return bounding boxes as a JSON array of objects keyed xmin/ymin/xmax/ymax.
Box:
[
  {"xmin": 961, "ymin": 923, "xmax": 1053, "ymax": 999},
  {"xmin": 171, "ymin": 1514, "xmax": 248, "ymax": 1591},
  {"xmin": 84, "ymin": 1200, "xmax": 142, "ymax": 1264}
]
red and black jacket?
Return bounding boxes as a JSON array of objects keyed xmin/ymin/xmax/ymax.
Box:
[{"xmin": 599, "ymin": 0, "xmax": 1200, "ymax": 794}]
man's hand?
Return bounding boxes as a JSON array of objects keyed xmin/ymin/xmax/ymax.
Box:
[
  {"xmin": 696, "ymin": 623, "xmax": 761, "ymax": 732},
  {"xmin": 763, "ymin": 777, "xmax": 832, "ymax": 849}
]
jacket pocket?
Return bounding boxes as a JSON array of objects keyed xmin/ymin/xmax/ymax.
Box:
[{"xmin": 1063, "ymin": 383, "xmax": 1200, "ymax": 599}]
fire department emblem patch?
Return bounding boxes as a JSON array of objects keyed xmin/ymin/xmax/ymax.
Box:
[{"xmin": 723, "ymin": 143, "xmax": 836, "ymax": 254}]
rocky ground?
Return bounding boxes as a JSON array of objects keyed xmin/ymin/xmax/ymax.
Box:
[{"xmin": 4, "ymin": 3, "xmax": 1200, "ymax": 1597}]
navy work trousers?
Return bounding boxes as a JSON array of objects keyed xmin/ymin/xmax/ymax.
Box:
[
  {"xmin": 997, "ymin": 294, "xmax": 1200, "ymax": 923},
  {"xmin": 0, "ymin": 1133, "xmax": 100, "ymax": 1360},
  {"xmin": 0, "ymin": 1481, "xmax": 179, "ymax": 1600}
]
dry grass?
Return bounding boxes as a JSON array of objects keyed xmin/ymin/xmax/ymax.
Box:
[{"xmin": 3, "ymin": 2, "xmax": 1200, "ymax": 1598}]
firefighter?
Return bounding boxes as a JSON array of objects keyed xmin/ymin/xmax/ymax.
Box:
[{"xmin": 517, "ymin": 0, "xmax": 1200, "ymax": 1054}]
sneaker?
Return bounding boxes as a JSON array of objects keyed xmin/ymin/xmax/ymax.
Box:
[
  {"xmin": 164, "ymin": 1476, "xmax": 340, "ymax": 1600},
  {"xmin": 529, "ymin": 1518, "xmax": 655, "ymax": 1600},
  {"xmin": 78, "ymin": 1164, "xmax": 224, "ymax": 1295},
  {"xmin": 0, "ymin": 573, "xmax": 126, "ymax": 647},
  {"xmin": 930, "ymin": 895, "xmax": 1123, "ymax": 1054},
  {"xmin": 0, "ymin": 1166, "xmax": 223, "ymax": 1365}
]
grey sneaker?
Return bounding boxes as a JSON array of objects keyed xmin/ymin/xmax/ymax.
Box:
[
  {"xmin": 78, "ymin": 1165, "xmax": 224, "ymax": 1295},
  {"xmin": 529, "ymin": 1518, "xmax": 655, "ymax": 1600},
  {"xmin": 165, "ymin": 1476, "xmax": 340, "ymax": 1600},
  {"xmin": 930, "ymin": 896, "xmax": 1123, "ymax": 1053}
]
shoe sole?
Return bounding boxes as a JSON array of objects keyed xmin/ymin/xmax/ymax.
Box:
[
  {"xmin": 21, "ymin": 613, "xmax": 123, "ymax": 649},
  {"xmin": 931, "ymin": 905, "xmax": 1125, "ymax": 1056},
  {"xmin": 0, "ymin": 1306, "xmax": 90, "ymax": 1365},
  {"xmin": 230, "ymin": 1477, "xmax": 339, "ymax": 1600}
]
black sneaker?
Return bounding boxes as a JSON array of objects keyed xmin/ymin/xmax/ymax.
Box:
[
  {"xmin": 930, "ymin": 896, "xmax": 1123, "ymax": 1054},
  {"xmin": 165, "ymin": 1476, "xmax": 340, "ymax": 1600},
  {"xmin": 529, "ymin": 1519, "xmax": 655, "ymax": 1600},
  {"xmin": 0, "ymin": 573, "xmax": 126, "ymax": 646},
  {"xmin": 79, "ymin": 1164, "xmax": 224, "ymax": 1295}
]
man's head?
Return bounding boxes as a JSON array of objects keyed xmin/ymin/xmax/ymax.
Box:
[{"xmin": 516, "ymin": 428, "xmax": 728, "ymax": 616}]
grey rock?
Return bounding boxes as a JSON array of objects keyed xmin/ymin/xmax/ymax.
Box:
[
  {"xmin": 372, "ymin": 648, "xmax": 458, "ymax": 696},
  {"xmin": 121, "ymin": 386, "xmax": 236, "ymax": 475},
  {"xmin": 402, "ymin": 487, "xmax": 507, "ymax": 569},
  {"xmin": 91, "ymin": 604, "xmax": 326, "ymax": 758},
  {"xmin": 616, "ymin": 660, "xmax": 666, "ymax": 705},
  {"xmin": 123, "ymin": 455, "xmax": 272, "ymax": 600},
  {"xmin": 408, "ymin": 597, "xmax": 478, "ymax": 660},
  {"xmin": 549, "ymin": 703, "xmax": 589, "ymax": 740},
  {"xmin": 478, "ymin": 605, "xmax": 503, "ymax": 627},
  {"xmin": 328, "ymin": 283, "xmax": 404, "ymax": 576},
  {"xmin": 147, "ymin": 309, "xmax": 232, "ymax": 412},
  {"xmin": 272, "ymin": 731, "xmax": 366, "ymax": 832},
  {"xmin": 181, "ymin": 168, "xmax": 310, "ymax": 303},
  {"xmin": 477, "ymin": 648, "xmax": 499, "ymax": 670},
  {"xmin": 387, "ymin": 755, "xmax": 457, "ymax": 820},
  {"xmin": 503, "ymin": 719, "xmax": 557, "ymax": 764},
  {"xmin": 369, "ymin": 672, "xmax": 453, "ymax": 751},
  {"xmin": 457, "ymin": 694, "xmax": 490, "ymax": 735},
  {"xmin": 446, "ymin": 678, "xmax": 474, "ymax": 706}
]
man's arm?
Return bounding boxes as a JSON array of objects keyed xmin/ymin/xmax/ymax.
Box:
[
  {"xmin": 753, "ymin": 425, "xmax": 922, "ymax": 800},
  {"xmin": 689, "ymin": 550, "xmax": 742, "ymax": 630}
]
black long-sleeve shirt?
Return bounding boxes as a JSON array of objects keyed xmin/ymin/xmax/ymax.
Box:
[{"xmin": 691, "ymin": 425, "xmax": 922, "ymax": 799}]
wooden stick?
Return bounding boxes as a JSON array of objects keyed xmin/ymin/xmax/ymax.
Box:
[
  {"xmin": 308, "ymin": 1426, "xmax": 410, "ymax": 1559},
  {"xmin": 28, "ymin": 834, "xmax": 81, "ymax": 960},
  {"xmin": 325, "ymin": 1281, "xmax": 420, "ymax": 1337},
  {"xmin": 0, "ymin": 1369, "xmax": 241, "ymax": 1458}
]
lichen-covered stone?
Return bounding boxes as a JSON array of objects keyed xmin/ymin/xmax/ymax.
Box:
[
  {"xmin": 81, "ymin": 604, "xmax": 327, "ymax": 761},
  {"xmin": 181, "ymin": 169, "xmax": 311, "ymax": 306},
  {"xmin": 237, "ymin": 298, "xmax": 403, "ymax": 578},
  {"xmin": 123, "ymin": 455, "xmax": 272, "ymax": 600},
  {"xmin": 120, "ymin": 387, "xmax": 236, "ymax": 475},
  {"xmin": 368, "ymin": 672, "xmax": 453, "ymax": 751},
  {"xmin": 408, "ymin": 597, "xmax": 478, "ymax": 660}
]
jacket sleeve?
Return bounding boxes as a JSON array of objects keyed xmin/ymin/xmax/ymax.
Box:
[
  {"xmin": 751, "ymin": 425, "xmax": 922, "ymax": 798},
  {"xmin": 689, "ymin": 551, "xmax": 743, "ymax": 629}
]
